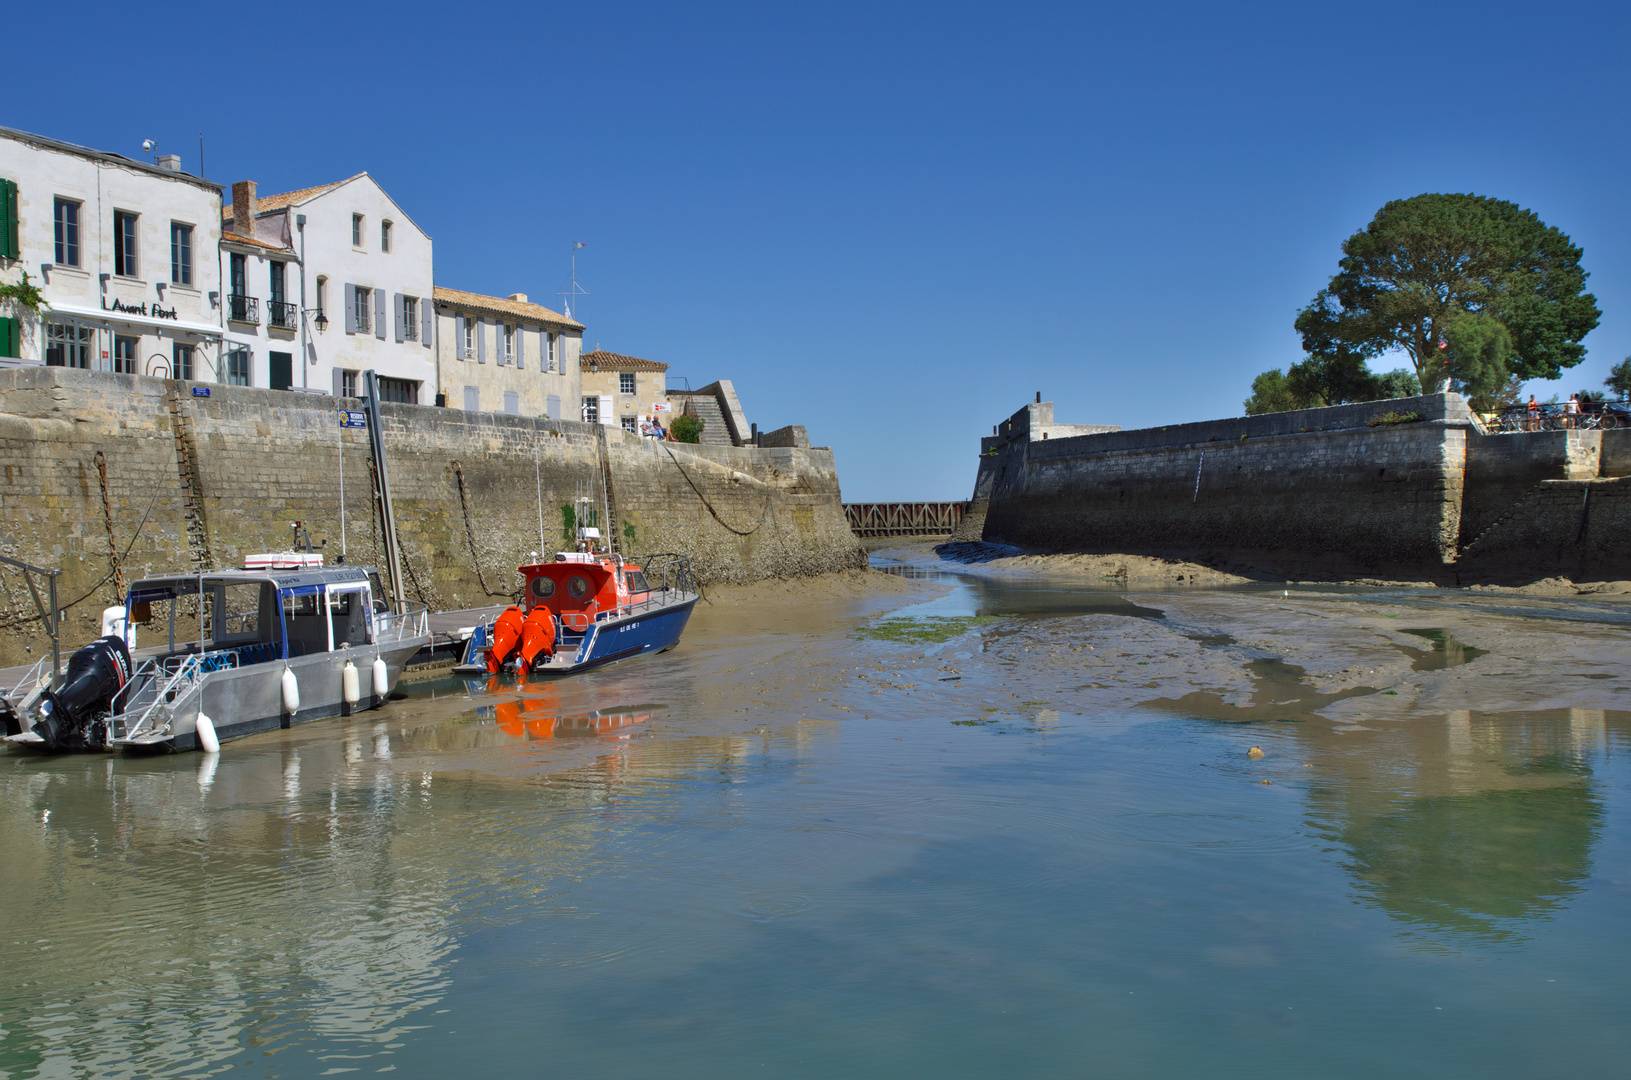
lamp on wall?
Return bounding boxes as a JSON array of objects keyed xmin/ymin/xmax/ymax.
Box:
[{"xmin": 303, "ymin": 308, "xmax": 329, "ymax": 333}]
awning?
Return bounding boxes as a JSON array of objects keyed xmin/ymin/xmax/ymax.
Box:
[{"xmin": 45, "ymin": 302, "xmax": 224, "ymax": 339}]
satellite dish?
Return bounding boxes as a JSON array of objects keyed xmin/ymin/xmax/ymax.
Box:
[{"xmin": 141, "ymin": 139, "xmax": 156, "ymax": 154}]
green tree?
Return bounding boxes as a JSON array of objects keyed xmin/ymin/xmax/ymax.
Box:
[
  {"xmin": 1607, "ymin": 357, "xmax": 1631, "ymax": 399},
  {"xmin": 1295, "ymin": 194, "xmax": 1600, "ymax": 394},
  {"xmin": 1243, "ymin": 353, "xmax": 1418, "ymax": 415},
  {"xmin": 1244, "ymin": 368, "xmax": 1302, "ymax": 415}
]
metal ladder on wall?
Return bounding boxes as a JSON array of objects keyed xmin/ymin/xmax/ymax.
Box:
[
  {"xmin": 167, "ymin": 386, "xmax": 216, "ymax": 572},
  {"xmin": 595, "ymin": 426, "xmax": 622, "ymax": 554}
]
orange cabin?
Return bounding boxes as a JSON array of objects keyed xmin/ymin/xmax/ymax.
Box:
[{"xmin": 517, "ymin": 556, "xmax": 652, "ymax": 632}]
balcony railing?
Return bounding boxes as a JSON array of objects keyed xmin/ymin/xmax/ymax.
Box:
[
  {"xmin": 227, "ymin": 293, "xmax": 260, "ymax": 324},
  {"xmin": 267, "ymin": 299, "xmax": 297, "ymax": 329}
]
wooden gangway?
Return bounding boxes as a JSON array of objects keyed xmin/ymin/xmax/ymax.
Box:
[{"xmin": 843, "ymin": 502, "xmax": 970, "ymax": 538}]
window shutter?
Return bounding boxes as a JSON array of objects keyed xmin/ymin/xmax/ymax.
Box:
[
  {"xmin": 476, "ymin": 319, "xmax": 486, "ymax": 364},
  {"xmin": 374, "ymin": 288, "xmax": 387, "ymax": 340},
  {"xmin": 344, "ymin": 284, "xmax": 357, "ymax": 334},
  {"xmin": 333, "ymin": 367, "xmax": 344, "ymax": 397},
  {"xmin": 516, "ymin": 324, "xmax": 525, "ymax": 370},
  {"xmin": 455, "ymin": 315, "xmax": 465, "ymax": 359},
  {"xmin": 0, "ymin": 317, "xmax": 17, "ymax": 359},
  {"xmin": 496, "ymin": 324, "xmax": 507, "ymax": 367},
  {"xmin": 0, "ymin": 180, "xmax": 17, "ymax": 260},
  {"xmin": 393, "ymin": 293, "xmax": 405, "ymax": 343},
  {"xmin": 422, "ymin": 297, "xmax": 433, "ymax": 348}
]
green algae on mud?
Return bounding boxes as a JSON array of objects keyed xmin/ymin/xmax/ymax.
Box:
[{"xmin": 854, "ymin": 615, "xmax": 999, "ymax": 643}]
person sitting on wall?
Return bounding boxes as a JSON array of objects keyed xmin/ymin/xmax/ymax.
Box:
[{"xmin": 639, "ymin": 418, "xmax": 657, "ymax": 437}]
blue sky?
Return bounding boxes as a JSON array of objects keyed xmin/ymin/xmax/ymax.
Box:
[{"xmin": 10, "ymin": 1, "xmax": 1629, "ymax": 500}]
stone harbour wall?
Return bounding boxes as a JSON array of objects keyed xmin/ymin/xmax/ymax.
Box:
[
  {"xmin": 969, "ymin": 393, "xmax": 1631, "ymax": 582},
  {"xmin": 0, "ymin": 367, "xmax": 864, "ymax": 665}
]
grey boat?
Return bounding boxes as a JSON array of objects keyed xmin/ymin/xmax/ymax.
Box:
[{"xmin": 1, "ymin": 560, "xmax": 430, "ymax": 754}]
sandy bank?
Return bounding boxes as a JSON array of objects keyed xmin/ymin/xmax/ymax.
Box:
[
  {"xmin": 702, "ymin": 567, "xmax": 940, "ymax": 607},
  {"xmin": 933, "ymin": 541, "xmax": 1631, "ymax": 597}
]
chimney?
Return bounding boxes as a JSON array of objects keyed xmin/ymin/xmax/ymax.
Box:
[
  {"xmin": 155, "ymin": 154, "xmax": 182, "ymax": 172},
  {"xmin": 231, "ymin": 180, "xmax": 258, "ymax": 233},
  {"xmin": 508, "ymin": 293, "xmax": 528, "ymax": 303}
]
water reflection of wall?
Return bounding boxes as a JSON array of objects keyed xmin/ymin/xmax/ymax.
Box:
[
  {"xmin": 1304, "ymin": 709, "xmax": 1615, "ymax": 940},
  {"xmin": 0, "ymin": 739, "xmax": 461, "ymax": 1074}
]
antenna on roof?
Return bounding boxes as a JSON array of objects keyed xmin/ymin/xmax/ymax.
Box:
[{"xmin": 559, "ymin": 241, "xmax": 589, "ymax": 323}]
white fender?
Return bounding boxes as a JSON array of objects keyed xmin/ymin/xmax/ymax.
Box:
[
  {"xmin": 195, "ymin": 714, "xmax": 220, "ymax": 754},
  {"xmin": 197, "ymin": 752, "xmax": 219, "ymax": 792},
  {"xmin": 281, "ymin": 666, "xmax": 300, "ymax": 714},
  {"xmin": 372, "ymin": 657, "xmax": 389, "ymax": 698},
  {"xmin": 342, "ymin": 660, "xmax": 360, "ymax": 705}
]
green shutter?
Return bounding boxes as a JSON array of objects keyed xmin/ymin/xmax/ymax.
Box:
[
  {"xmin": 0, "ymin": 317, "xmax": 18, "ymax": 360},
  {"xmin": 0, "ymin": 179, "xmax": 17, "ymax": 260}
]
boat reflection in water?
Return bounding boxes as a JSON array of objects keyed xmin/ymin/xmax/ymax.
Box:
[{"xmin": 488, "ymin": 678, "xmax": 656, "ymax": 742}]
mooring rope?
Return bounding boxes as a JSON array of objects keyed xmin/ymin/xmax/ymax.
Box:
[
  {"xmin": 660, "ymin": 443, "xmax": 773, "ymax": 537},
  {"xmin": 0, "ymin": 494, "xmax": 157, "ymax": 633},
  {"xmin": 365, "ymin": 459, "xmax": 433, "ymax": 608},
  {"xmin": 94, "ymin": 451, "xmax": 125, "ymax": 598},
  {"xmin": 452, "ymin": 460, "xmax": 516, "ymax": 599}
]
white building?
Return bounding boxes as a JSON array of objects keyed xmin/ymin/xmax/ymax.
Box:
[
  {"xmin": 220, "ymin": 181, "xmax": 301, "ymax": 390},
  {"xmin": 433, "ymin": 287, "xmax": 582, "ymax": 418},
  {"xmin": 222, "ymin": 173, "xmax": 433, "ymax": 401},
  {"xmin": 0, "ymin": 126, "xmax": 224, "ymax": 379}
]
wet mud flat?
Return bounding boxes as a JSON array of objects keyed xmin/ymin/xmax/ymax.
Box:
[{"xmin": 4, "ymin": 560, "xmax": 1631, "ymax": 1077}]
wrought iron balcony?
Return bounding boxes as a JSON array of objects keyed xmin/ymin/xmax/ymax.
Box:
[
  {"xmin": 227, "ymin": 293, "xmax": 260, "ymax": 324},
  {"xmin": 267, "ymin": 299, "xmax": 297, "ymax": 329}
]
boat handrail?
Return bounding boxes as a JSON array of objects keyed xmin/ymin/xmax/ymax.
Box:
[
  {"xmin": 116, "ymin": 650, "xmax": 234, "ymax": 742},
  {"xmin": 375, "ymin": 603, "xmax": 430, "ymax": 643},
  {"xmin": 2, "ymin": 656, "xmax": 52, "ymax": 714}
]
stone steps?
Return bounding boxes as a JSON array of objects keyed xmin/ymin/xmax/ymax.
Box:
[{"xmin": 671, "ymin": 394, "xmax": 733, "ymax": 445}]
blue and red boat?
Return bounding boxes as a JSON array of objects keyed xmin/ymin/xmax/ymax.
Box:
[{"xmin": 456, "ymin": 551, "xmax": 699, "ymax": 676}]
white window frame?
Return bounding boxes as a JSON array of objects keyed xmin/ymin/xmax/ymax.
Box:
[
  {"xmin": 54, "ymin": 198, "xmax": 81, "ymax": 267},
  {"xmin": 403, "ymin": 296, "xmax": 418, "ymax": 341},
  {"xmin": 352, "ymin": 213, "xmax": 364, "ymax": 249},
  {"xmin": 461, "ymin": 317, "xmax": 475, "ymax": 359},
  {"xmin": 114, "ymin": 210, "xmax": 139, "ymax": 278},
  {"xmin": 353, "ymin": 287, "xmax": 371, "ymax": 334},
  {"xmin": 545, "ymin": 332, "xmax": 557, "ymax": 372},
  {"xmin": 113, "ymin": 334, "xmax": 139, "ymax": 375},
  {"xmin": 170, "ymin": 222, "xmax": 193, "ymax": 285},
  {"xmin": 226, "ymin": 346, "xmax": 252, "ymax": 387},
  {"xmin": 503, "ymin": 323, "xmax": 515, "ymax": 363},
  {"xmin": 619, "ymin": 372, "xmax": 636, "ymax": 395},
  {"xmin": 380, "ymin": 219, "xmax": 392, "ymax": 253}
]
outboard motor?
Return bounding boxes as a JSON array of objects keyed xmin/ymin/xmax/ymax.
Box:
[{"xmin": 31, "ymin": 635, "xmax": 132, "ymax": 751}]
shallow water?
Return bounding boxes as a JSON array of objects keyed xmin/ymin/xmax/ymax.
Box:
[{"xmin": 2, "ymin": 562, "xmax": 1630, "ymax": 1077}]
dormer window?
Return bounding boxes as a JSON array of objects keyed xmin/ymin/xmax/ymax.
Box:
[
  {"xmin": 352, "ymin": 213, "xmax": 364, "ymax": 248},
  {"xmin": 381, "ymin": 219, "xmax": 392, "ymax": 253}
]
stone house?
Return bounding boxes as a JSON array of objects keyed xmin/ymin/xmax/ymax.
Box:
[
  {"xmin": 579, "ymin": 349, "xmax": 669, "ymax": 431},
  {"xmin": 222, "ymin": 173, "xmax": 433, "ymax": 401},
  {"xmin": 434, "ymin": 287, "xmax": 583, "ymax": 417},
  {"xmin": 0, "ymin": 125, "xmax": 224, "ymax": 379}
]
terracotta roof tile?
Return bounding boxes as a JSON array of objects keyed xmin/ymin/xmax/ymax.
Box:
[
  {"xmin": 580, "ymin": 349, "xmax": 668, "ymax": 373},
  {"xmin": 221, "ymin": 176, "xmax": 359, "ymax": 223},
  {"xmin": 221, "ymin": 231, "xmax": 294, "ymax": 254},
  {"xmin": 432, "ymin": 286, "xmax": 584, "ymax": 330}
]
